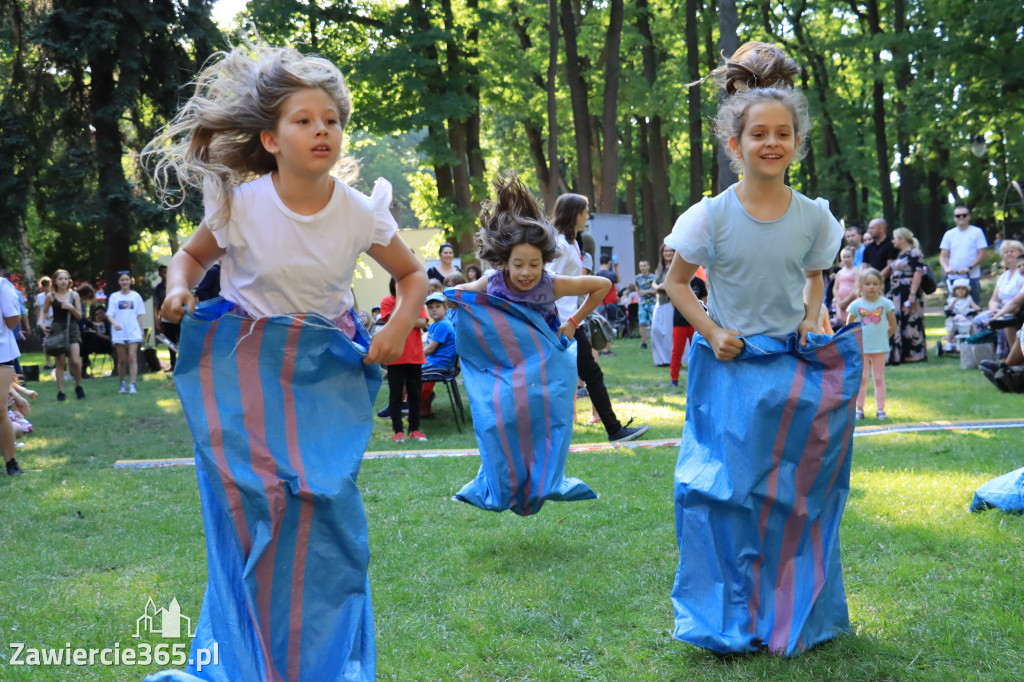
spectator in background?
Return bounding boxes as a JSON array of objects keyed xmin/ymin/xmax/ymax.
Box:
[
  {"xmin": 427, "ymin": 242, "xmax": 461, "ymax": 283},
  {"xmin": 595, "ymin": 254, "xmax": 621, "ymax": 355},
  {"xmin": 939, "ymin": 205, "xmax": 988, "ymax": 304},
  {"xmin": 2, "ymin": 273, "xmax": 24, "ymax": 475},
  {"xmin": 889, "ymin": 227, "xmax": 928, "ymax": 364},
  {"xmin": 419, "ymin": 292, "xmax": 457, "ymax": 418},
  {"xmin": 669, "ymin": 271, "xmax": 708, "ymax": 387},
  {"xmin": 862, "ymin": 218, "xmax": 899, "ymax": 291},
  {"xmin": 34, "ymin": 276, "xmax": 54, "ymax": 370},
  {"xmin": 972, "ymin": 240, "xmax": 1024, "ymax": 357},
  {"xmin": 39, "ymin": 269, "xmax": 85, "ymax": 401},
  {"xmin": 81, "ymin": 306, "xmax": 114, "ymax": 377},
  {"xmin": 651, "ymin": 243, "xmax": 676, "ymax": 366},
  {"xmin": 107, "ymin": 271, "xmax": 146, "ymax": 394},
  {"xmin": 845, "ymin": 224, "xmax": 865, "ymax": 266},
  {"xmin": 464, "ymin": 263, "xmax": 483, "ymax": 283},
  {"xmin": 153, "ymin": 264, "xmax": 180, "ymax": 370},
  {"xmin": 635, "ymin": 259, "xmax": 657, "ymax": 350}
]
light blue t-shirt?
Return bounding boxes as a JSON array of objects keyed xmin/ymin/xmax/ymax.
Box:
[
  {"xmin": 846, "ymin": 296, "xmax": 895, "ymax": 354},
  {"xmin": 664, "ymin": 186, "xmax": 843, "ymax": 339}
]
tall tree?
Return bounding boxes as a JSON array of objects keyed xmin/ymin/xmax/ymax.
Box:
[
  {"xmin": 596, "ymin": 0, "xmax": 623, "ymax": 213},
  {"xmin": 685, "ymin": 0, "xmax": 703, "ymax": 204},
  {"xmin": 559, "ymin": 0, "xmax": 595, "ymax": 203}
]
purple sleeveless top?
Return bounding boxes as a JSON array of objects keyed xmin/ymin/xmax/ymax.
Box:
[{"xmin": 487, "ymin": 269, "xmax": 560, "ymax": 332}]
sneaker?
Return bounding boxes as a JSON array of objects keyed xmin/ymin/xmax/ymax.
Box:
[
  {"xmin": 585, "ymin": 415, "xmax": 602, "ymax": 426},
  {"xmin": 876, "ymin": 409, "xmax": 887, "ymax": 420},
  {"xmin": 609, "ymin": 420, "xmax": 650, "ymax": 443},
  {"xmin": 377, "ymin": 405, "xmax": 391, "ymax": 418},
  {"xmin": 669, "ymin": 380, "xmax": 678, "ymax": 387},
  {"xmin": 119, "ymin": 381, "xmax": 127, "ymax": 394},
  {"xmin": 641, "ymin": 342, "xmax": 648, "ymax": 349},
  {"xmin": 409, "ymin": 430, "xmax": 428, "ymax": 441},
  {"xmin": 980, "ymin": 359, "xmax": 1005, "ymax": 373},
  {"xmin": 57, "ymin": 391, "xmax": 66, "ymax": 402},
  {"xmin": 392, "ymin": 432, "xmax": 405, "ymax": 443},
  {"xmin": 43, "ymin": 364, "xmax": 54, "ymax": 371},
  {"xmin": 576, "ymin": 387, "xmax": 589, "ymax": 398},
  {"xmin": 599, "ymin": 350, "xmax": 617, "ymax": 357},
  {"xmin": 6, "ymin": 458, "xmax": 23, "ymax": 476},
  {"xmin": 129, "ymin": 384, "xmax": 137, "ymax": 394},
  {"xmin": 855, "ymin": 409, "xmax": 864, "ymax": 420},
  {"xmin": 75, "ymin": 385, "xmax": 86, "ymax": 400}
]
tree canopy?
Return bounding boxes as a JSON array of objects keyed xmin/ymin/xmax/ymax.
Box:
[{"xmin": 1, "ymin": 0, "xmax": 1022, "ymax": 285}]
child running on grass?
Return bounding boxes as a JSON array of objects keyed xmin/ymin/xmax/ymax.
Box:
[
  {"xmin": 846, "ymin": 268, "xmax": 896, "ymax": 419},
  {"xmin": 663, "ymin": 41, "xmax": 852, "ymax": 656},
  {"xmin": 144, "ymin": 44, "xmax": 427, "ymax": 681}
]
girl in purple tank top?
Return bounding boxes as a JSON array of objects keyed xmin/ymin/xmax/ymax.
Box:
[{"xmin": 458, "ymin": 174, "xmax": 610, "ymax": 338}]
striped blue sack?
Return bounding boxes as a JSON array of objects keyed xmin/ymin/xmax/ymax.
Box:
[
  {"xmin": 672, "ymin": 325, "xmax": 862, "ymax": 656},
  {"xmin": 147, "ymin": 298, "xmax": 380, "ymax": 682},
  {"xmin": 446, "ymin": 288, "xmax": 596, "ymax": 516}
]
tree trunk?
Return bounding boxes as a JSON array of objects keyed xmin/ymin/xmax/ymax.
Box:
[
  {"xmin": 635, "ymin": 0, "xmax": 672, "ymax": 241},
  {"xmin": 559, "ymin": 0, "xmax": 594, "ymax": 203},
  {"xmin": 717, "ymin": 0, "xmax": 739, "ymax": 192},
  {"xmin": 637, "ymin": 117, "xmax": 660, "ymax": 264},
  {"xmin": 465, "ymin": 0, "xmax": 485, "ymax": 216},
  {"xmin": 867, "ymin": 0, "xmax": 895, "ymax": 224},
  {"xmin": 597, "ymin": 0, "xmax": 624, "ymax": 213},
  {"xmin": 545, "ymin": 0, "xmax": 562, "ymax": 210},
  {"xmin": 686, "ymin": 0, "xmax": 703, "ymax": 204}
]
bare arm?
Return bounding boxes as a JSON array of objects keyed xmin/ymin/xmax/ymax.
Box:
[
  {"xmin": 552, "ymin": 274, "xmax": 612, "ymax": 340},
  {"xmin": 364, "ymin": 235, "xmax": 429, "ymax": 365},
  {"xmin": 456, "ymin": 277, "xmax": 489, "ymax": 294},
  {"xmin": 161, "ymin": 222, "xmax": 226, "ymax": 322},
  {"xmin": 664, "ymin": 254, "xmax": 743, "ymax": 361},
  {"xmin": 886, "ymin": 309, "xmax": 897, "ymax": 337},
  {"xmin": 939, "ymin": 248, "xmax": 950, "ymax": 273},
  {"xmin": 799, "ymin": 270, "xmax": 825, "ymax": 346}
]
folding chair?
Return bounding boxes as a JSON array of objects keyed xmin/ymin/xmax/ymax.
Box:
[{"xmin": 421, "ymin": 359, "xmax": 466, "ymax": 431}]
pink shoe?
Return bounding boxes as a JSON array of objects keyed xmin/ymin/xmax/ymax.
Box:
[
  {"xmin": 409, "ymin": 430, "xmax": 428, "ymax": 441},
  {"xmin": 585, "ymin": 416, "xmax": 602, "ymax": 426},
  {"xmin": 392, "ymin": 432, "xmax": 405, "ymax": 443}
]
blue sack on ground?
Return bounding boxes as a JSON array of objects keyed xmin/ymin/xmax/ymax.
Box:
[
  {"xmin": 446, "ymin": 287, "xmax": 595, "ymax": 516},
  {"xmin": 147, "ymin": 298, "xmax": 380, "ymax": 682},
  {"xmin": 970, "ymin": 467, "xmax": 1024, "ymax": 513},
  {"xmin": 672, "ymin": 325, "xmax": 862, "ymax": 656}
]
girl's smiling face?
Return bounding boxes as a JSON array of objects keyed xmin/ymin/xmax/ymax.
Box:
[
  {"xmin": 730, "ymin": 100, "xmax": 798, "ymax": 180},
  {"xmin": 840, "ymin": 249, "xmax": 854, "ymax": 267},
  {"xmin": 505, "ymin": 243, "xmax": 544, "ymax": 293}
]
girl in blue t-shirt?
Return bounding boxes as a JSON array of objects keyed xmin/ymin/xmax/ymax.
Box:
[{"xmin": 846, "ymin": 268, "xmax": 896, "ymax": 420}]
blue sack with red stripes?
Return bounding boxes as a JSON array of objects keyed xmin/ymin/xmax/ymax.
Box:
[
  {"xmin": 147, "ymin": 297, "xmax": 380, "ymax": 682},
  {"xmin": 672, "ymin": 325, "xmax": 862, "ymax": 656},
  {"xmin": 970, "ymin": 467, "xmax": 1024, "ymax": 513},
  {"xmin": 446, "ymin": 288, "xmax": 596, "ymax": 516}
]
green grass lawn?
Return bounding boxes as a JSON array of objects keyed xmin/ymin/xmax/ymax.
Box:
[{"xmin": 1, "ymin": 315, "xmax": 1022, "ymax": 681}]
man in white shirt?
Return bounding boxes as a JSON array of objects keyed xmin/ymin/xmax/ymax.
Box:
[{"xmin": 939, "ymin": 205, "xmax": 988, "ymax": 303}]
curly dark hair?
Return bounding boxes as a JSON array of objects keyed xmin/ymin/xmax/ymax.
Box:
[{"xmin": 475, "ymin": 174, "xmax": 558, "ymax": 267}]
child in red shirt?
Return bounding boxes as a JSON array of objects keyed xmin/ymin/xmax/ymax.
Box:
[{"xmin": 380, "ymin": 277, "xmax": 429, "ymax": 442}]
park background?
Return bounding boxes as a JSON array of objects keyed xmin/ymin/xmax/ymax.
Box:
[
  {"xmin": 1, "ymin": 0, "xmax": 1023, "ymax": 292},
  {"xmin": 1, "ymin": 1, "xmax": 1024, "ymax": 680}
]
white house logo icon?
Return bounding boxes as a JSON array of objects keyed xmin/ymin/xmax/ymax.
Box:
[{"xmin": 134, "ymin": 597, "xmax": 196, "ymax": 639}]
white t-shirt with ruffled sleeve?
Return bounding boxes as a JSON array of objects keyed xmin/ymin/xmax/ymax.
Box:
[
  {"xmin": 204, "ymin": 174, "xmax": 398, "ymax": 320},
  {"xmin": 663, "ymin": 186, "xmax": 842, "ymax": 339}
]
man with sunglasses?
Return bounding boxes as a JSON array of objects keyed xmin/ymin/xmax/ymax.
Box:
[{"xmin": 940, "ymin": 206, "xmax": 988, "ymax": 303}]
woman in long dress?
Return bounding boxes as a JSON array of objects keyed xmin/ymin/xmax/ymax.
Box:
[
  {"xmin": 888, "ymin": 227, "xmax": 928, "ymax": 364},
  {"xmin": 651, "ymin": 243, "xmax": 675, "ymax": 366}
]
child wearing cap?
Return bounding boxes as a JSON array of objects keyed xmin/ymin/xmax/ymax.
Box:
[
  {"xmin": 420, "ymin": 292, "xmax": 457, "ymax": 418},
  {"xmin": 944, "ymin": 277, "xmax": 980, "ymax": 352}
]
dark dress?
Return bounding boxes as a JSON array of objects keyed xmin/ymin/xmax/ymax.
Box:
[{"xmin": 889, "ymin": 247, "xmax": 928, "ymax": 364}]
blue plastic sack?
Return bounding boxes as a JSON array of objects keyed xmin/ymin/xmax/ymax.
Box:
[
  {"xmin": 672, "ymin": 325, "xmax": 862, "ymax": 656},
  {"xmin": 970, "ymin": 467, "xmax": 1024, "ymax": 513},
  {"xmin": 446, "ymin": 288, "xmax": 596, "ymax": 516},
  {"xmin": 147, "ymin": 298, "xmax": 380, "ymax": 682}
]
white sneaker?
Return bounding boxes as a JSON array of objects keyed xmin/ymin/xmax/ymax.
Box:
[
  {"xmin": 129, "ymin": 384, "xmax": 137, "ymax": 394},
  {"xmin": 119, "ymin": 381, "xmax": 127, "ymax": 394}
]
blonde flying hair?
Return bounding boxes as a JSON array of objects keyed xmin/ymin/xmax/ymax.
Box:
[
  {"xmin": 702, "ymin": 41, "xmax": 811, "ymax": 174},
  {"xmin": 143, "ymin": 45, "xmax": 356, "ymax": 229}
]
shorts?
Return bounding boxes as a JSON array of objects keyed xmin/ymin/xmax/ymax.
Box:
[{"xmin": 638, "ymin": 301, "xmax": 656, "ymax": 326}]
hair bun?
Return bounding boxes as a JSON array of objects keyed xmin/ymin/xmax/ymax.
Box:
[{"xmin": 719, "ymin": 41, "xmax": 799, "ymax": 95}]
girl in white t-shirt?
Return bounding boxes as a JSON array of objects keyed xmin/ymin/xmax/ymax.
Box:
[
  {"xmin": 143, "ymin": 45, "xmax": 427, "ymax": 680},
  {"xmin": 106, "ymin": 272, "xmax": 145, "ymax": 394},
  {"xmin": 845, "ymin": 268, "xmax": 896, "ymax": 419}
]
